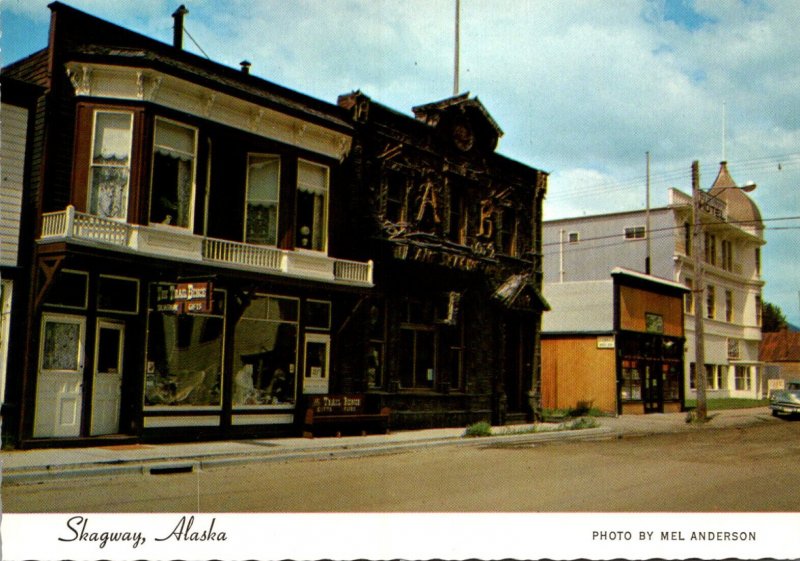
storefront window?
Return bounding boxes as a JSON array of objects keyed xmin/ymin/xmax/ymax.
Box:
[
  {"xmin": 662, "ymin": 363, "xmax": 680, "ymax": 400},
  {"xmin": 620, "ymin": 361, "xmax": 641, "ymax": 401},
  {"xmin": 232, "ymin": 294, "xmax": 298, "ymax": 407},
  {"xmin": 144, "ymin": 286, "xmax": 224, "ymax": 407}
]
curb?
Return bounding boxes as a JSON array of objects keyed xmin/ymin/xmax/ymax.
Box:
[{"xmin": 1, "ymin": 426, "xmax": 615, "ymax": 484}]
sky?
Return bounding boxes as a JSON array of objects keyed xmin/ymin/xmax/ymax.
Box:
[{"xmin": 2, "ymin": 0, "xmax": 799, "ymax": 326}]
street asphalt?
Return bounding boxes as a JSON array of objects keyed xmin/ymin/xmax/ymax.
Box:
[{"xmin": 0, "ymin": 407, "xmax": 778, "ymax": 484}]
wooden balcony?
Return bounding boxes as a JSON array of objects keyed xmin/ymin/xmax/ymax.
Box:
[{"xmin": 40, "ymin": 206, "xmax": 373, "ymax": 286}]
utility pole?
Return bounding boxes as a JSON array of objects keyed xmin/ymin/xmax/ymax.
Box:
[
  {"xmin": 645, "ymin": 151, "xmax": 651, "ymax": 275},
  {"xmin": 691, "ymin": 160, "xmax": 708, "ymax": 420}
]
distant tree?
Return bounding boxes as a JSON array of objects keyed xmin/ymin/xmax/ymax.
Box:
[{"xmin": 762, "ymin": 301, "xmax": 788, "ymax": 332}]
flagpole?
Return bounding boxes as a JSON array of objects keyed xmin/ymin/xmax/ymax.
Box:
[{"xmin": 454, "ymin": 0, "xmax": 460, "ymax": 95}]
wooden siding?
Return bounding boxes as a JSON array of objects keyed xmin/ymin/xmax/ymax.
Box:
[
  {"xmin": 0, "ymin": 104, "xmax": 28, "ymax": 266},
  {"xmin": 541, "ymin": 336, "xmax": 617, "ymax": 414},
  {"xmin": 618, "ymin": 284, "xmax": 683, "ymax": 337}
]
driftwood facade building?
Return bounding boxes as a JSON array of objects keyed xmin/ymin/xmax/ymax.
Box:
[
  {"xmin": 1, "ymin": 3, "xmax": 547, "ymax": 447},
  {"xmin": 338, "ymin": 92, "xmax": 548, "ymax": 428}
]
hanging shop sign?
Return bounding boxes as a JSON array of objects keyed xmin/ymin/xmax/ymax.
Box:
[{"xmin": 156, "ymin": 282, "xmax": 214, "ymax": 314}]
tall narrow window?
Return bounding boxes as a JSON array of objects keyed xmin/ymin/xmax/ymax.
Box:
[
  {"xmin": 706, "ymin": 285, "xmax": 716, "ymax": 319},
  {"xmin": 755, "ymin": 248, "xmax": 761, "ymax": 275},
  {"xmin": 245, "ymin": 154, "xmax": 280, "ymax": 246},
  {"xmin": 500, "ymin": 207, "xmax": 518, "ymax": 256},
  {"xmin": 296, "ymin": 160, "xmax": 329, "ymax": 251},
  {"xmin": 725, "ymin": 289, "xmax": 733, "ymax": 322},
  {"xmin": 385, "ymin": 172, "xmax": 406, "ymax": 223},
  {"xmin": 684, "ymin": 222, "xmax": 691, "ymax": 256},
  {"xmin": 704, "ymin": 232, "xmax": 716, "ymax": 266},
  {"xmin": 150, "ymin": 118, "xmax": 197, "ymax": 229},
  {"xmin": 685, "ymin": 278, "xmax": 694, "ymax": 314},
  {"xmin": 721, "ymin": 240, "xmax": 733, "ymax": 271},
  {"xmin": 89, "ymin": 111, "xmax": 133, "ymax": 220}
]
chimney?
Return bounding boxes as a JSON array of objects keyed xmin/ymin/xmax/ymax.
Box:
[
  {"xmin": 240, "ymin": 60, "xmax": 251, "ymax": 74},
  {"xmin": 172, "ymin": 5, "xmax": 189, "ymax": 49}
]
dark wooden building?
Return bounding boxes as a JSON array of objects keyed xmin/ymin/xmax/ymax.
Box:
[
  {"xmin": 1, "ymin": 3, "xmax": 374, "ymax": 447},
  {"xmin": 337, "ymin": 92, "xmax": 549, "ymax": 428}
]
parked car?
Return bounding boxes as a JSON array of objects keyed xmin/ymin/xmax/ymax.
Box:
[{"xmin": 770, "ymin": 381, "xmax": 800, "ymax": 417}]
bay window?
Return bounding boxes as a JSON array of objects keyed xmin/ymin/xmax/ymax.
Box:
[
  {"xmin": 88, "ymin": 110, "xmax": 133, "ymax": 220},
  {"xmin": 245, "ymin": 154, "xmax": 281, "ymax": 246},
  {"xmin": 295, "ymin": 160, "xmax": 329, "ymax": 251},
  {"xmin": 150, "ymin": 118, "xmax": 197, "ymax": 228}
]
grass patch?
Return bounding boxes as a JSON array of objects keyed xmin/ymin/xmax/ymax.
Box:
[
  {"xmin": 463, "ymin": 421, "xmax": 493, "ymax": 437},
  {"xmin": 685, "ymin": 398, "xmax": 769, "ymax": 411}
]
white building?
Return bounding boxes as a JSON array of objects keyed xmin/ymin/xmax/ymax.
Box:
[{"xmin": 543, "ymin": 162, "xmax": 765, "ymax": 400}]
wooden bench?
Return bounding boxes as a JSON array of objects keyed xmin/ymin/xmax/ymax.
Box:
[{"xmin": 303, "ymin": 394, "xmax": 390, "ymax": 438}]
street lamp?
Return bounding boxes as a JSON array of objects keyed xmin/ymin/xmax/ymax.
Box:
[{"xmin": 690, "ymin": 160, "xmax": 756, "ymax": 421}]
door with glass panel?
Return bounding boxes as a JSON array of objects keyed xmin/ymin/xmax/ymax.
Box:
[
  {"xmin": 642, "ymin": 362, "xmax": 663, "ymax": 414},
  {"xmin": 33, "ymin": 314, "xmax": 86, "ymax": 438},
  {"xmin": 302, "ymin": 333, "xmax": 330, "ymax": 394},
  {"xmin": 90, "ymin": 320, "xmax": 124, "ymax": 435}
]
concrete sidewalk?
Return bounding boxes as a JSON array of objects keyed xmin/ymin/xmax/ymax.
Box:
[{"xmin": 0, "ymin": 407, "xmax": 776, "ymax": 484}]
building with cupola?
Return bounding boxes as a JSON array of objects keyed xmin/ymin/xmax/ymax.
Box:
[{"xmin": 542, "ymin": 161, "xmax": 765, "ymax": 408}]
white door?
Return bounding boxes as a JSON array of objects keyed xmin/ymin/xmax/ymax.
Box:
[
  {"xmin": 90, "ymin": 320, "xmax": 124, "ymax": 435},
  {"xmin": 33, "ymin": 314, "xmax": 86, "ymax": 438}
]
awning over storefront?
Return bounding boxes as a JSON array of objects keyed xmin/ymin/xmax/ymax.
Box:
[{"xmin": 492, "ymin": 273, "xmax": 549, "ymax": 313}]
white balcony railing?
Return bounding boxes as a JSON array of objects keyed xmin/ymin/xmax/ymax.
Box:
[{"xmin": 40, "ymin": 206, "xmax": 373, "ymax": 286}]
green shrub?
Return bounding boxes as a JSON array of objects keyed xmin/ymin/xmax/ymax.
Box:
[{"xmin": 463, "ymin": 420, "xmax": 493, "ymax": 437}]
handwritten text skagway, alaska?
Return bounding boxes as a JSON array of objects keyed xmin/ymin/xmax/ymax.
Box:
[{"xmin": 59, "ymin": 515, "xmax": 227, "ymax": 549}]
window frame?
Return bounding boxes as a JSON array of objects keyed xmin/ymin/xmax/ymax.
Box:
[
  {"xmin": 149, "ymin": 116, "xmax": 199, "ymax": 230},
  {"xmin": 87, "ymin": 109, "xmax": 134, "ymax": 222},
  {"xmin": 295, "ymin": 159, "xmax": 330, "ymax": 253},
  {"xmin": 624, "ymin": 225, "xmax": 646, "ymax": 240},
  {"xmin": 243, "ymin": 153, "xmax": 281, "ymax": 246}
]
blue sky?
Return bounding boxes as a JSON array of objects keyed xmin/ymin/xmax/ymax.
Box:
[{"xmin": 2, "ymin": 0, "xmax": 799, "ymax": 325}]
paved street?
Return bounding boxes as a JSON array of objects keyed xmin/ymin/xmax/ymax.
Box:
[{"xmin": 4, "ymin": 418, "xmax": 799, "ymax": 512}]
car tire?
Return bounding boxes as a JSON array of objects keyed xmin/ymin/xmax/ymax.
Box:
[{"xmin": 772, "ymin": 409, "xmax": 780, "ymax": 417}]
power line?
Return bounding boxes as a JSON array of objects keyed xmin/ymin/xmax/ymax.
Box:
[{"xmin": 545, "ymin": 152, "xmax": 800, "ymax": 202}]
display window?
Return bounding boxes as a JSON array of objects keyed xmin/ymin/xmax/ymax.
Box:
[
  {"xmin": 144, "ymin": 285, "xmax": 225, "ymax": 407},
  {"xmin": 232, "ymin": 294, "xmax": 298, "ymax": 407},
  {"xmin": 97, "ymin": 275, "xmax": 139, "ymax": 314}
]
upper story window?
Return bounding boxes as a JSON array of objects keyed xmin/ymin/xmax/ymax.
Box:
[
  {"xmin": 721, "ymin": 239, "xmax": 733, "ymax": 272},
  {"xmin": 150, "ymin": 118, "xmax": 198, "ymax": 229},
  {"xmin": 725, "ymin": 289, "xmax": 733, "ymax": 322},
  {"xmin": 684, "ymin": 222, "xmax": 691, "ymax": 256},
  {"xmin": 385, "ymin": 172, "xmax": 407, "ymax": 223},
  {"xmin": 704, "ymin": 232, "xmax": 716, "ymax": 266},
  {"xmin": 245, "ymin": 154, "xmax": 281, "ymax": 246},
  {"xmin": 755, "ymin": 248, "xmax": 761, "ymax": 276},
  {"xmin": 706, "ymin": 284, "xmax": 716, "ymax": 319},
  {"xmin": 295, "ymin": 160, "xmax": 329, "ymax": 252},
  {"xmin": 568, "ymin": 231, "xmax": 579, "ymax": 244},
  {"xmin": 624, "ymin": 226, "xmax": 646, "ymax": 240},
  {"xmin": 448, "ymin": 184, "xmax": 467, "ymax": 244},
  {"xmin": 89, "ymin": 110, "xmax": 133, "ymax": 220},
  {"xmin": 500, "ymin": 207, "xmax": 518, "ymax": 256}
]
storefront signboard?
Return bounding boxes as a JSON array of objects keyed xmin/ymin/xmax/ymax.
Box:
[
  {"xmin": 156, "ymin": 282, "xmax": 213, "ymax": 314},
  {"xmin": 597, "ymin": 335, "xmax": 615, "ymax": 349}
]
